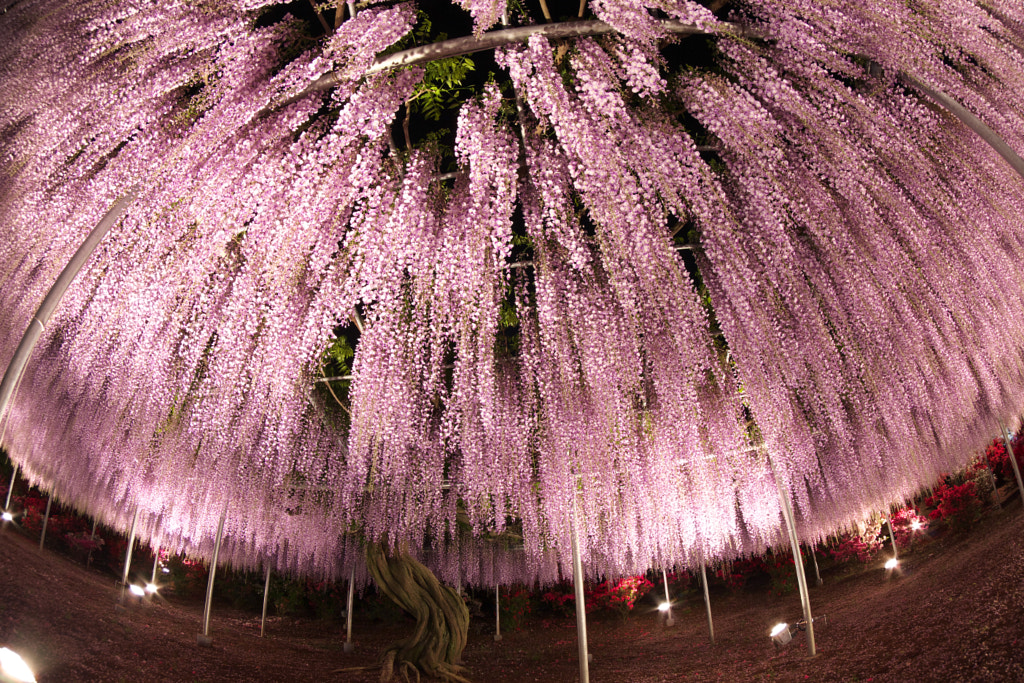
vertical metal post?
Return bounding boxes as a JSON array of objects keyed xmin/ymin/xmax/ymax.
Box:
[
  {"xmin": 769, "ymin": 456, "xmax": 816, "ymax": 656},
  {"xmin": 885, "ymin": 512, "xmax": 899, "ymax": 561},
  {"xmin": 661, "ymin": 568, "xmax": 675, "ymax": 626},
  {"xmin": 1000, "ymin": 423, "xmax": 1024, "ymax": 513},
  {"xmin": 344, "ymin": 564, "xmax": 355, "ymax": 652},
  {"xmin": 700, "ymin": 563, "xmax": 714, "ymax": 643},
  {"xmin": 570, "ymin": 504, "xmax": 590, "ymax": 683},
  {"xmin": 199, "ymin": 508, "xmax": 227, "ymax": 643},
  {"xmin": 987, "ymin": 464, "xmax": 1002, "ymax": 510},
  {"xmin": 261, "ymin": 565, "xmax": 272, "ymax": 638},
  {"xmin": 120, "ymin": 507, "xmax": 140, "ymax": 603},
  {"xmin": 3, "ymin": 464, "xmax": 16, "ymax": 511},
  {"xmin": 494, "ymin": 584, "xmax": 502, "ymax": 641},
  {"xmin": 151, "ymin": 545, "xmax": 160, "ymax": 584},
  {"xmin": 86, "ymin": 518, "xmax": 98, "ymax": 567},
  {"xmin": 38, "ymin": 496, "xmax": 52, "ymax": 551},
  {"xmin": 0, "ymin": 193, "xmax": 136, "ymax": 428},
  {"xmin": 810, "ymin": 544, "xmax": 822, "ymax": 586}
]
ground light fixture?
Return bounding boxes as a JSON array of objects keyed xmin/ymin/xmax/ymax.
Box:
[
  {"xmin": 129, "ymin": 584, "xmax": 146, "ymax": 597},
  {"xmin": 0, "ymin": 512, "xmax": 12, "ymax": 522},
  {"xmin": 770, "ymin": 622, "xmax": 793, "ymax": 646},
  {"xmin": 911, "ymin": 520, "xmax": 923, "ymax": 531},
  {"xmin": 884, "ymin": 557, "xmax": 899, "ymax": 570},
  {"xmin": 657, "ymin": 602, "xmax": 671, "ymax": 612},
  {"xmin": 145, "ymin": 583, "xmax": 158, "ymax": 594},
  {"xmin": 0, "ymin": 647, "xmax": 36, "ymax": 683}
]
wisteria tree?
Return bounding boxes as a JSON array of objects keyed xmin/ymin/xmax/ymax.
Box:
[{"xmin": 2, "ymin": 0, "xmax": 1024, "ymax": 679}]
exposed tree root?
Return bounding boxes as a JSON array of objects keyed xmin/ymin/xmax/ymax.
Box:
[{"xmin": 364, "ymin": 543, "xmax": 472, "ymax": 683}]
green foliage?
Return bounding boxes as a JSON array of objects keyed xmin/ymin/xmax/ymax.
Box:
[{"xmin": 410, "ymin": 56, "xmax": 476, "ymax": 121}]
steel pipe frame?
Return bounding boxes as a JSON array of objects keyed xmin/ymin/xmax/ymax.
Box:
[
  {"xmin": 570, "ymin": 501, "xmax": 590, "ymax": 683},
  {"xmin": 38, "ymin": 495, "xmax": 52, "ymax": 551},
  {"xmin": 344, "ymin": 565, "xmax": 355, "ymax": 652},
  {"xmin": 261, "ymin": 565, "xmax": 272, "ymax": 638},
  {"xmin": 999, "ymin": 422, "xmax": 1024, "ymax": 514},
  {"xmin": 768, "ymin": 456, "xmax": 816, "ymax": 657},
  {"xmin": 200, "ymin": 507, "xmax": 228, "ymax": 642},
  {"xmin": 119, "ymin": 507, "xmax": 140, "ymax": 603},
  {"xmin": 3, "ymin": 465, "xmax": 17, "ymax": 512},
  {"xmin": 700, "ymin": 562, "xmax": 714, "ymax": 644}
]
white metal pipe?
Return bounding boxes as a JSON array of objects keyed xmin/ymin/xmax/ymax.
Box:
[
  {"xmin": 120, "ymin": 508, "xmax": 140, "ymax": 603},
  {"xmin": 344, "ymin": 564, "xmax": 355, "ymax": 652},
  {"xmin": 261, "ymin": 565, "xmax": 272, "ymax": 638},
  {"xmin": 0, "ymin": 193, "xmax": 136, "ymax": 427},
  {"xmin": 494, "ymin": 584, "xmax": 502, "ymax": 641},
  {"xmin": 38, "ymin": 496, "xmax": 52, "ymax": 551},
  {"xmin": 661, "ymin": 568, "xmax": 675, "ymax": 626},
  {"xmin": 4, "ymin": 464, "xmax": 17, "ymax": 511},
  {"xmin": 769, "ymin": 457, "xmax": 816, "ymax": 656},
  {"xmin": 700, "ymin": 563, "xmax": 714, "ymax": 643},
  {"xmin": 570, "ymin": 506, "xmax": 590, "ymax": 683},
  {"xmin": 86, "ymin": 518, "xmax": 98, "ymax": 566},
  {"xmin": 885, "ymin": 512, "xmax": 899, "ymax": 561},
  {"xmin": 201, "ymin": 509, "xmax": 228, "ymax": 638},
  {"xmin": 810, "ymin": 544, "xmax": 822, "ymax": 586},
  {"xmin": 1000, "ymin": 423, "xmax": 1024, "ymax": 513},
  {"xmin": 151, "ymin": 545, "xmax": 160, "ymax": 584}
]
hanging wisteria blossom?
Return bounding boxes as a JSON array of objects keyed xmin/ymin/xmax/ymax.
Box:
[{"xmin": 2, "ymin": 0, "xmax": 1024, "ymax": 599}]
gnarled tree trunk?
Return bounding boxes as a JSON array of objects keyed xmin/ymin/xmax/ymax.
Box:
[{"xmin": 365, "ymin": 543, "xmax": 471, "ymax": 683}]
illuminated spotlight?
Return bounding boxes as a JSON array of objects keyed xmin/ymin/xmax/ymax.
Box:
[
  {"xmin": 884, "ymin": 557, "xmax": 898, "ymax": 570},
  {"xmin": 0, "ymin": 647, "xmax": 36, "ymax": 683},
  {"xmin": 129, "ymin": 584, "xmax": 146, "ymax": 597},
  {"xmin": 770, "ymin": 622, "xmax": 792, "ymax": 646},
  {"xmin": 1, "ymin": 512, "xmax": 12, "ymax": 522},
  {"xmin": 145, "ymin": 583, "xmax": 158, "ymax": 594},
  {"xmin": 910, "ymin": 520, "xmax": 923, "ymax": 531},
  {"xmin": 161, "ymin": 567, "xmax": 170, "ymax": 574},
  {"xmin": 657, "ymin": 602, "xmax": 671, "ymax": 613}
]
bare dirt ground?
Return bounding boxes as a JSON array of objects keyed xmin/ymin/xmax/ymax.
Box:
[{"xmin": 2, "ymin": 503, "xmax": 1024, "ymax": 683}]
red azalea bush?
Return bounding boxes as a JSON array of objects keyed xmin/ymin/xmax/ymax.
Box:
[
  {"xmin": 715, "ymin": 557, "xmax": 767, "ymax": 592},
  {"xmin": 887, "ymin": 506, "xmax": 929, "ymax": 548},
  {"xmin": 926, "ymin": 478, "xmax": 982, "ymax": 532},
  {"xmin": 585, "ymin": 576, "xmax": 654, "ymax": 618},
  {"xmin": 500, "ymin": 585, "xmax": 533, "ymax": 630},
  {"xmin": 983, "ymin": 437, "xmax": 1024, "ymax": 483},
  {"xmin": 765, "ymin": 552, "xmax": 796, "ymax": 595},
  {"xmin": 830, "ymin": 522, "xmax": 883, "ymax": 564}
]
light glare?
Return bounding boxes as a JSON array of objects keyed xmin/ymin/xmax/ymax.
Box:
[
  {"xmin": 0, "ymin": 647, "xmax": 36, "ymax": 683},
  {"xmin": 884, "ymin": 558, "xmax": 898, "ymax": 570},
  {"xmin": 1, "ymin": 511, "xmax": 13, "ymax": 522},
  {"xmin": 770, "ymin": 622, "xmax": 788, "ymax": 637},
  {"xmin": 129, "ymin": 584, "xmax": 146, "ymax": 597},
  {"xmin": 145, "ymin": 583, "xmax": 158, "ymax": 594},
  {"xmin": 911, "ymin": 520, "xmax": 922, "ymax": 531},
  {"xmin": 657, "ymin": 602, "xmax": 670, "ymax": 612}
]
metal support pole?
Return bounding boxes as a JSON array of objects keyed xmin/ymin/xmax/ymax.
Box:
[
  {"xmin": 768, "ymin": 456, "xmax": 816, "ymax": 657},
  {"xmin": 198, "ymin": 508, "xmax": 227, "ymax": 645},
  {"xmin": 261, "ymin": 565, "xmax": 272, "ymax": 638},
  {"xmin": 810, "ymin": 544, "xmax": 822, "ymax": 586},
  {"xmin": 700, "ymin": 563, "xmax": 714, "ymax": 644},
  {"xmin": 86, "ymin": 518, "xmax": 98, "ymax": 567},
  {"xmin": 3, "ymin": 464, "xmax": 17, "ymax": 511},
  {"xmin": 1000, "ymin": 423, "xmax": 1024, "ymax": 513},
  {"xmin": 0, "ymin": 194, "xmax": 136, "ymax": 428},
  {"xmin": 987, "ymin": 463, "xmax": 1002, "ymax": 510},
  {"xmin": 885, "ymin": 512, "xmax": 899, "ymax": 561},
  {"xmin": 344, "ymin": 565, "xmax": 355, "ymax": 652},
  {"xmin": 570, "ymin": 505, "xmax": 590, "ymax": 683},
  {"xmin": 494, "ymin": 584, "xmax": 502, "ymax": 641},
  {"xmin": 119, "ymin": 508, "xmax": 140, "ymax": 603},
  {"xmin": 661, "ymin": 568, "xmax": 675, "ymax": 626},
  {"xmin": 38, "ymin": 496, "xmax": 52, "ymax": 551},
  {"xmin": 151, "ymin": 545, "xmax": 160, "ymax": 585}
]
